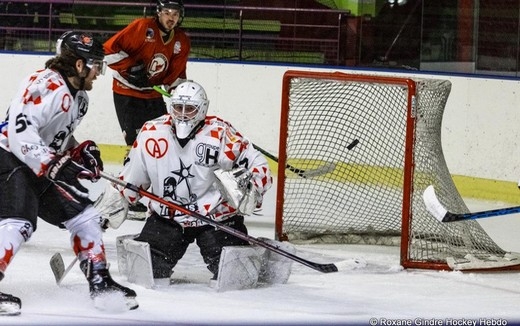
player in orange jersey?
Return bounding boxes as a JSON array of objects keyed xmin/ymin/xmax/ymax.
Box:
[
  {"xmin": 104, "ymin": 0, "xmax": 190, "ymax": 214},
  {"xmin": 104, "ymin": 0, "xmax": 190, "ymax": 151}
]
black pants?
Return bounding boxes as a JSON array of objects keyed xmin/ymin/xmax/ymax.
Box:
[
  {"xmin": 135, "ymin": 213, "xmax": 249, "ymax": 278},
  {"xmin": 0, "ymin": 148, "xmax": 93, "ymax": 230},
  {"xmin": 113, "ymin": 93, "xmax": 167, "ymax": 146}
]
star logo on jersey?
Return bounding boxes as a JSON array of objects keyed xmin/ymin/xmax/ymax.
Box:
[
  {"xmin": 156, "ymin": 158, "xmax": 197, "ymax": 217},
  {"xmin": 172, "ymin": 158, "xmax": 195, "ymax": 187}
]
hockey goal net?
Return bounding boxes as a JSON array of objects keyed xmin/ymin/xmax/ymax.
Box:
[{"xmin": 275, "ymin": 70, "xmax": 520, "ymax": 270}]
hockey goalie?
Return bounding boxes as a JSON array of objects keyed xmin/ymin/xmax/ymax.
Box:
[{"xmin": 98, "ymin": 80, "xmax": 294, "ymax": 291}]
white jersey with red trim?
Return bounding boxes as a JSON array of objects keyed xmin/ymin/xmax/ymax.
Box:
[
  {"xmin": 119, "ymin": 114, "xmax": 273, "ymax": 227},
  {"xmin": 0, "ymin": 68, "xmax": 87, "ymax": 176}
]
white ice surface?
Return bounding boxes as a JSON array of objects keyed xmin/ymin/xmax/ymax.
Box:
[{"xmin": 2, "ymin": 164, "xmax": 520, "ymax": 325}]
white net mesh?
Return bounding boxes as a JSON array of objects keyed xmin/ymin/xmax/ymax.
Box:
[{"xmin": 276, "ymin": 72, "xmax": 517, "ymax": 269}]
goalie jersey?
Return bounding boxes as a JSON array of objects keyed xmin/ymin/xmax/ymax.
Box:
[{"xmin": 119, "ymin": 114, "xmax": 272, "ymax": 227}]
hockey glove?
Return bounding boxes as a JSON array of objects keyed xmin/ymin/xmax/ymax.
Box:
[
  {"xmin": 94, "ymin": 182, "xmax": 129, "ymax": 229},
  {"xmin": 46, "ymin": 155, "xmax": 92, "ymax": 202},
  {"xmin": 214, "ymin": 167, "xmax": 258, "ymax": 215},
  {"xmin": 126, "ymin": 62, "xmax": 149, "ymax": 88},
  {"xmin": 70, "ymin": 140, "xmax": 103, "ymax": 181}
]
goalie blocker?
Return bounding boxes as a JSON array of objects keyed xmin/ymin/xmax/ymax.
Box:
[{"xmin": 116, "ymin": 234, "xmax": 294, "ymax": 291}]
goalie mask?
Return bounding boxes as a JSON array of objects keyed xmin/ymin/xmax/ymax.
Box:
[{"xmin": 169, "ymin": 81, "xmax": 209, "ymax": 139}]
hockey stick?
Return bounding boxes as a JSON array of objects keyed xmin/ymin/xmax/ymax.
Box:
[
  {"xmin": 153, "ymin": 85, "xmax": 357, "ymax": 178},
  {"xmin": 379, "ymin": 0, "xmax": 422, "ymax": 62},
  {"xmin": 253, "ymin": 139, "xmax": 359, "ymax": 178},
  {"xmin": 100, "ymin": 171, "xmax": 338, "ymax": 273},
  {"xmin": 252, "ymin": 144, "xmax": 336, "ymax": 178},
  {"xmin": 49, "ymin": 253, "xmax": 78, "ymax": 286},
  {"xmin": 423, "ymin": 185, "xmax": 520, "ymax": 222},
  {"xmin": 153, "ymin": 85, "xmax": 171, "ymax": 97}
]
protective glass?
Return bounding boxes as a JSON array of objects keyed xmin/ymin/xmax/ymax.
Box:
[
  {"xmin": 160, "ymin": 8, "xmax": 180, "ymax": 17},
  {"xmin": 86, "ymin": 58, "xmax": 107, "ymax": 76}
]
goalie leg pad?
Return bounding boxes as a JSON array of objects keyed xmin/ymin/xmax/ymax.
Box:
[
  {"xmin": 214, "ymin": 246, "xmax": 263, "ymax": 292},
  {"xmin": 116, "ymin": 234, "xmax": 138, "ymax": 276},
  {"xmin": 116, "ymin": 234, "xmax": 155, "ymax": 289},
  {"xmin": 257, "ymin": 237, "xmax": 295, "ymax": 285}
]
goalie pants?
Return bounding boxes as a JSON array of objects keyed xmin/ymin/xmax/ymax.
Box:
[
  {"xmin": 135, "ymin": 213, "xmax": 249, "ymax": 278},
  {"xmin": 0, "ymin": 148, "xmax": 94, "ymax": 230}
]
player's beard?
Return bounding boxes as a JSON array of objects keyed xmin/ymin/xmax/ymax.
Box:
[
  {"xmin": 83, "ymin": 79, "xmax": 94, "ymax": 91},
  {"xmin": 163, "ymin": 20, "xmax": 175, "ymax": 31},
  {"xmin": 81, "ymin": 67, "xmax": 96, "ymax": 91},
  {"xmin": 159, "ymin": 16, "xmax": 176, "ymax": 31}
]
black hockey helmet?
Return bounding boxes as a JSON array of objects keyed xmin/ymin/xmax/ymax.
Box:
[
  {"xmin": 56, "ymin": 31, "xmax": 106, "ymax": 75},
  {"xmin": 56, "ymin": 31, "xmax": 105, "ymax": 62},
  {"xmin": 157, "ymin": 0, "xmax": 185, "ymax": 22}
]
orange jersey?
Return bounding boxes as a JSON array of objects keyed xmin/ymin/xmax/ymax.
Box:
[{"xmin": 104, "ymin": 17, "xmax": 190, "ymax": 99}]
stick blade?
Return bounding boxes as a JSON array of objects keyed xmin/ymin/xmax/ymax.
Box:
[
  {"xmin": 297, "ymin": 162, "xmax": 336, "ymax": 178},
  {"xmin": 312, "ymin": 262, "xmax": 338, "ymax": 273},
  {"xmin": 49, "ymin": 253, "xmax": 65, "ymax": 284},
  {"xmin": 422, "ymin": 185, "xmax": 448, "ymax": 222}
]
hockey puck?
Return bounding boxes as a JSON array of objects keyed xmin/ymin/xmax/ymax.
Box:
[{"xmin": 347, "ymin": 139, "xmax": 359, "ymax": 150}]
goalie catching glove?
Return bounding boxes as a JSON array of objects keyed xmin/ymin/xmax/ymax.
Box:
[{"xmin": 214, "ymin": 167, "xmax": 259, "ymax": 215}]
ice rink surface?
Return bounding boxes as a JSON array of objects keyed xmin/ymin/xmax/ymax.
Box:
[{"xmin": 2, "ymin": 164, "xmax": 520, "ymax": 326}]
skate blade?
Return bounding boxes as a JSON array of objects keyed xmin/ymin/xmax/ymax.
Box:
[
  {"xmin": 0, "ymin": 302, "xmax": 21, "ymax": 316},
  {"xmin": 126, "ymin": 297, "xmax": 139, "ymax": 310},
  {"xmin": 93, "ymin": 292, "xmax": 139, "ymax": 312}
]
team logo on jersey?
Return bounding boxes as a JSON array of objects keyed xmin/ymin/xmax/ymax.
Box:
[
  {"xmin": 195, "ymin": 143, "xmax": 219, "ymax": 167},
  {"xmin": 159, "ymin": 159, "xmax": 198, "ymax": 217},
  {"xmin": 20, "ymin": 143, "xmax": 41, "ymax": 155},
  {"xmin": 49, "ymin": 130, "xmax": 67, "ymax": 151},
  {"xmin": 145, "ymin": 138, "xmax": 168, "ymax": 158},
  {"xmin": 149, "ymin": 53, "xmax": 168, "ymax": 78},
  {"xmin": 77, "ymin": 94, "xmax": 88, "ymax": 118},
  {"xmin": 145, "ymin": 28, "xmax": 155, "ymax": 42},
  {"xmin": 174, "ymin": 41, "xmax": 181, "ymax": 54}
]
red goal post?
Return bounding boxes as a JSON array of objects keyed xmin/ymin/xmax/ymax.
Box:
[{"xmin": 274, "ymin": 70, "xmax": 520, "ymax": 271}]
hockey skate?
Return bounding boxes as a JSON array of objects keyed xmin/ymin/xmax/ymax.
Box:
[
  {"xmin": 81, "ymin": 260, "xmax": 139, "ymax": 311},
  {"xmin": 0, "ymin": 291, "xmax": 21, "ymax": 316}
]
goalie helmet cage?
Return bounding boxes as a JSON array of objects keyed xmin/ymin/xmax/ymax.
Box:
[{"xmin": 275, "ymin": 70, "xmax": 520, "ymax": 271}]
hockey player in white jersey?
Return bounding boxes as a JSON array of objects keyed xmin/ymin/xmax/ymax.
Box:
[
  {"xmin": 116, "ymin": 80, "xmax": 273, "ymax": 283},
  {"xmin": 0, "ymin": 31, "xmax": 138, "ymax": 315}
]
